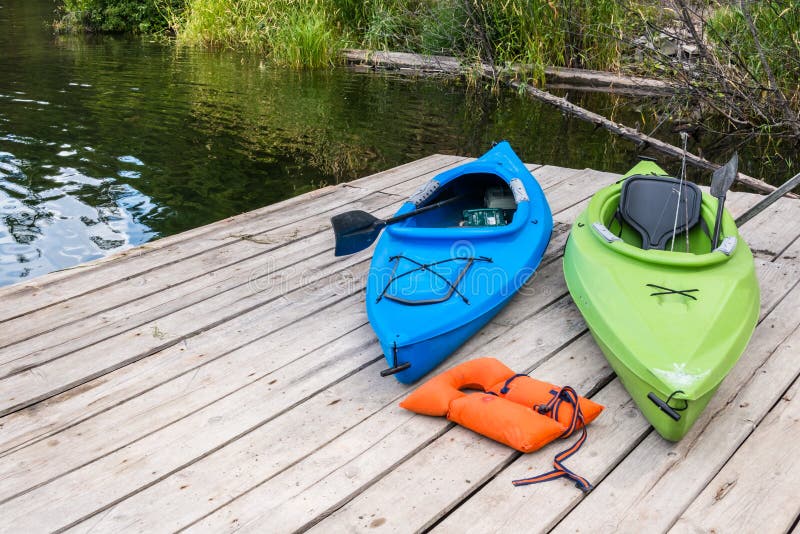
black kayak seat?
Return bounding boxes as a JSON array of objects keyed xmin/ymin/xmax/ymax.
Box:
[{"xmin": 618, "ymin": 175, "xmax": 702, "ymax": 250}]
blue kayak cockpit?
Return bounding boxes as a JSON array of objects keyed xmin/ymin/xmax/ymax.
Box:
[
  {"xmin": 398, "ymin": 171, "xmax": 522, "ymax": 228},
  {"xmin": 389, "ymin": 165, "xmax": 532, "ymax": 240}
]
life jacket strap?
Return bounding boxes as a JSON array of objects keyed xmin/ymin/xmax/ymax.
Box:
[
  {"xmin": 512, "ymin": 386, "xmax": 594, "ymax": 493},
  {"xmin": 498, "ymin": 373, "xmax": 527, "ymax": 394}
]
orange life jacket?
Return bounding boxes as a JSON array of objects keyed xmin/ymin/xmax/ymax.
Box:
[{"xmin": 400, "ymin": 357, "xmax": 604, "ymax": 492}]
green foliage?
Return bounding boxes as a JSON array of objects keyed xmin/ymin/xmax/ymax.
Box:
[
  {"xmin": 706, "ymin": 1, "xmax": 800, "ymax": 92},
  {"xmin": 458, "ymin": 0, "xmax": 628, "ymax": 82},
  {"xmin": 57, "ymin": 0, "xmax": 183, "ymax": 33},
  {"xmin": 271, "ymin": 10, "xmax": 339, "ymax": 68},
  {"xmin": 173, "ymin": 0, "xmax": 344, "ymax": 66},
  {"xmin": 57, "ymin": 0, "xmax": 633, "ymax": 70}
]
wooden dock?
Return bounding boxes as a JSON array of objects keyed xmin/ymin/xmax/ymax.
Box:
[{"xmin": 1, "ymin": 155, "xmax": 798, "ymax": 533}]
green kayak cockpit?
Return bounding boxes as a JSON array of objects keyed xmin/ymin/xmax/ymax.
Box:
[{"xmin": 586, "ymin": 177, "xmax": 739, "ymax": 268}]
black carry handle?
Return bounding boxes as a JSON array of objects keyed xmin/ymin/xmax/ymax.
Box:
[
  {"xmin": 648, "ymin": 392, "xmax": 682, "ymax": 421},
  {"xmin": 380, "ymin": 362, "xmax": 411, "ymax": 377}
]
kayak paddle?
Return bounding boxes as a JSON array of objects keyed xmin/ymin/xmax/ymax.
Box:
[
  {"xmin": 331, "ymin": 196, "xmax": 460, "ymax": 256},
  {"xmin": 710, "ymin": 153, "xmax": 738, "ymax": 249}
]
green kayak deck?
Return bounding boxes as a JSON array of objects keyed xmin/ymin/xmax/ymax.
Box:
[{"xmin": 564, "ymin": 160, "xmax": 760, "ymax": 440}]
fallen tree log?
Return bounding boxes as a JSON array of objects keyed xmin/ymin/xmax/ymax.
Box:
[
  {"xmin": 342, "ymin": 49, "xmax": 786, "ymax": 196},
  {"xmin": 342, "ymin": 49, "xmax": 678, "ymax": 96}
]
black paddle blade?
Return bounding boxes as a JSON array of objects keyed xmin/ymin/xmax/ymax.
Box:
[
  {"xmin": 331, "ymin": 210, "xmax": 384, "ymax": 256},
  {"xmin": 710, "ymin": 153, "xmax": 738, "ymax": 198}
]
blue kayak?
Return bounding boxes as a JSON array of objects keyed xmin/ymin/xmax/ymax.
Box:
[{"xmin": 366, "ymin": 142, "xmax": 553, "ymax": 383}]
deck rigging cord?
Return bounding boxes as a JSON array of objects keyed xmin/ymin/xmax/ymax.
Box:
[
  {"xmin": 646, "ymin": 283, "xmax": 699, "ymax": 301},
  {"xmin": 375, "ymin": 255, "xmax": 493, "ymax": 305},
  {"xmin": 670, "ymin": 132, "xmax": 690, "ymax": 252}
]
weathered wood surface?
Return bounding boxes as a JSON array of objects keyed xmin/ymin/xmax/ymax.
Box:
[{"xmin": 0, "ymin": 156, "xmax": 798, "ymax": 534}]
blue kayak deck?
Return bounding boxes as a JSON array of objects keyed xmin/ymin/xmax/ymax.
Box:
[{"xmin": 1, "ymin": 155, "xmax": 799, "ymax": 533}]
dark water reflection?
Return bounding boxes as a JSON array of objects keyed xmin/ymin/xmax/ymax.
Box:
[{"xmin": 0, "ymin": 0, "xmax": 795, "ymax": 287}]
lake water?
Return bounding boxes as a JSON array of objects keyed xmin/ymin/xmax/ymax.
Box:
[{"xmin": 0, "ymin": 0, "xmax": 793, "ymax": 287}]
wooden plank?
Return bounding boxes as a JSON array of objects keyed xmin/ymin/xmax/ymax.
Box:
[
  {"xmin": 671, "ymin": 376, "xmax": 800, "ymax": 534},
  {"xmin": 343, "ymin": 154, "xmax": 464, "ymax": 190},
  {"xmin": 0, "ymin": 263, "xmax": 580, "ymax": 531},
  {"xmin": 63, "ymin": 291, "xmax": 586, "ymax": 533},
  {"xmin": 736, "ymin": 169, "xmax": 800, "ymax": 226},
  {"xmin": 0, "ymin": 155, "xmax": 460, "ymax": 324},
  {"xmin": 543, "ymin": 169, "xmax": 621, "ymax": 214},
  {"xmin": 0, "ymin": 246, "xmax": 375, "ymax": 416},
  {"xmin": 738, "ymin": 196, "xmax": 800, "ymax": 259}
]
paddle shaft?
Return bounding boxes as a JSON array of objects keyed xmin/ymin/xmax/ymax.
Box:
[
  {"xmin": 382, "ymin": 196, "xmax": 461, "ymax": 226},
  {"xmin": 332, "ymin": 195, "xmax": 464, "ymax": 256},
  {"xmin": 711, "ymin": 194, "xmax": 726, "ymax": 249},
  {"xmin": 736, "ymin": 169, "xmax": 800, "ymax": 227}
]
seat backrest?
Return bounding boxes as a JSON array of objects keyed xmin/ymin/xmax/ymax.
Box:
[{"xmin": 619, "ymin": 175, "xmax": 702, "ymax": 250}]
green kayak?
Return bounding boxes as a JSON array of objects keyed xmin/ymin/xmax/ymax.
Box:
[{"xmin": 563, "ymin": 160, "xmax": 759, "ymax": 440}]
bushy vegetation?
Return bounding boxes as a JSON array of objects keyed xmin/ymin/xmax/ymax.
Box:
[{"xmin": 56, "ymin": 0, "xmax": 183, "ymax": 33}]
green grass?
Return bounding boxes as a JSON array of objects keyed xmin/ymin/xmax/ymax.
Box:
[
  {"xmin": 173, "ymin": 0, "xmax": 343, "ymax": 67},
  {"xmin": 706, "ymin": 1, "xmax": 800, "ymax": 94}
]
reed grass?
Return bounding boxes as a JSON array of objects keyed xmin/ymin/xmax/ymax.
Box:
[
  {"xmin": 706, "ymin": 1, "xmax": 800, "ymax": 93},
  {"xmin": 169, "ymin": 0, "xmax": 632, "ymax": 74},
  {"xmin": 172, "ymin": 0, "xmax": 344, "ymax": 67}
]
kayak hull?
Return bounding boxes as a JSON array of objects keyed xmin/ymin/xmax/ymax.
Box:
[
  {"xmin": 564, "ymin": 160, "xmax": 759, "ymax": 440},
  {"xmin": 376, "ymin": 298, "xmax": 508, "ymax": 384},
  {"xmin": 588, "ymin": 324, "xmax": 719, "ymax": 441},
  {"xmin": 366, "ymin": 142, "xmax": 553, "ymax": 383}
]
